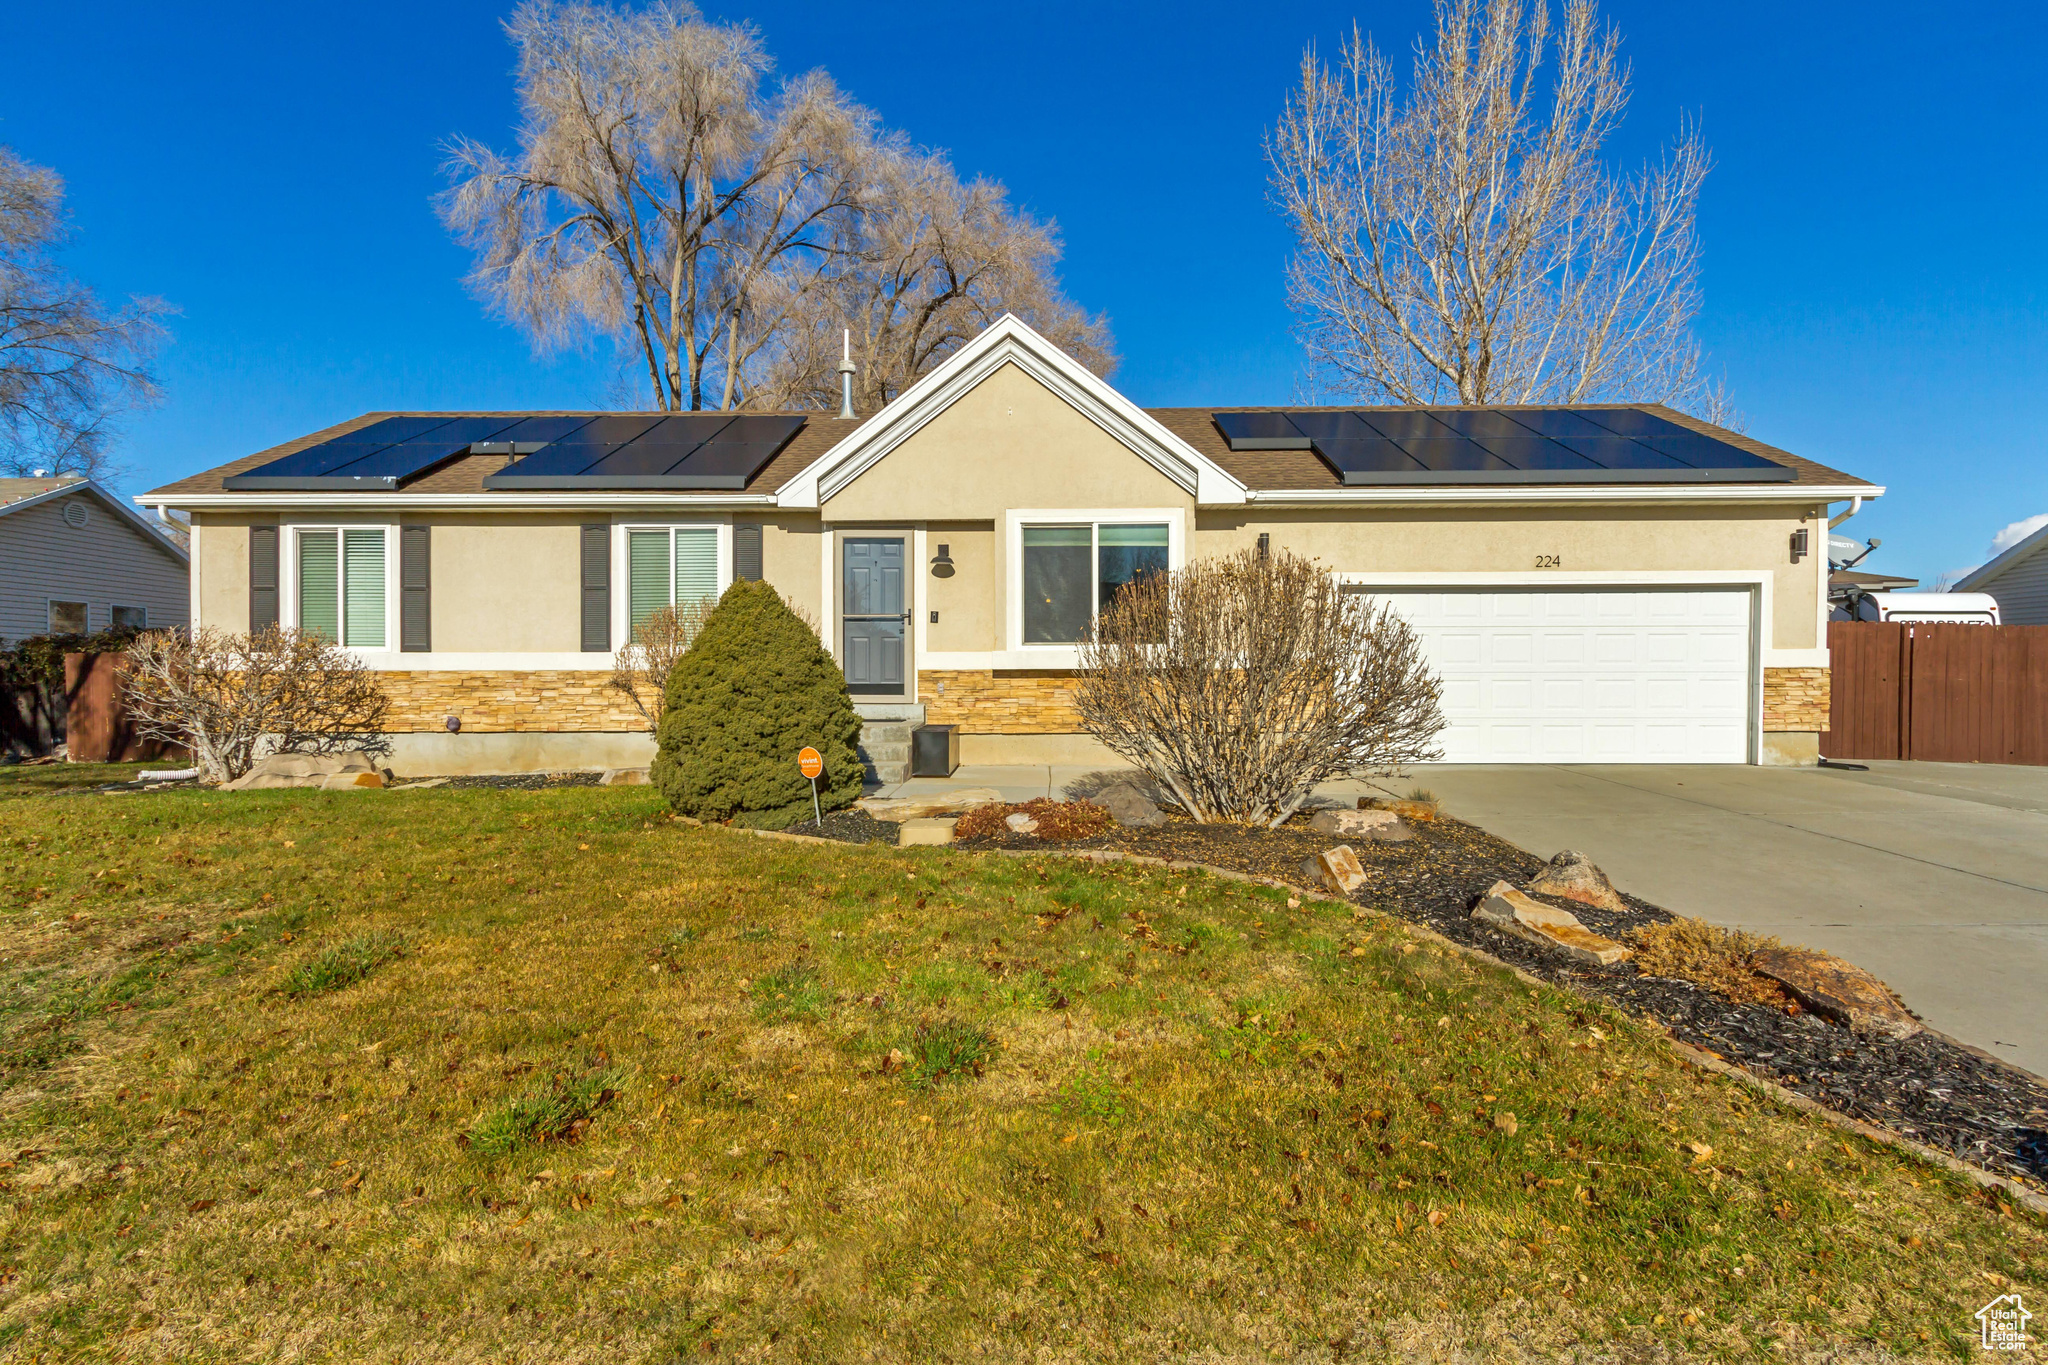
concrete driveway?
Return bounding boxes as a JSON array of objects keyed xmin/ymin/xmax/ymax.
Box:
[{"xmin": 1401, "ymin": 761, "xmax": 2048, "ymax": 1076}]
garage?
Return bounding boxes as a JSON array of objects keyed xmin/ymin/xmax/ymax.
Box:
[{"xmin": 1362, "ymin": 587, "xmax": 1755, "ymax": 763}]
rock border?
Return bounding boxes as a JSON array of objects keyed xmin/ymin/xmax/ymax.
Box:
[{"xmin": 705, "ymin": 821, "xmax": 2048, "ymax": 1218}]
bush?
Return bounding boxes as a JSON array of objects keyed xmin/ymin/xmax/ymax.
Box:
[
  {"xmin": 953, "ymin": 799, "xmax": 1111, "ymax": 842},
  {"xmin": 651, "ymin": 581, "xmax": 862, "ymax": 828},
  {"xmin": 1074, "ymin": 548, "xmax": 1446, "ymax": 827},
  {"xmin": 120, "ymin": 626, "xmax": 390, "ymax": 784}
]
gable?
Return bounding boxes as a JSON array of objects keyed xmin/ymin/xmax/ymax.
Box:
[{"xmin": 819, "ymin": 362, "xmax": 1189, "ymax": 521}]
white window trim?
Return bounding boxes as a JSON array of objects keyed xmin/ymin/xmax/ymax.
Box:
[
  {"xmin": 1002, "ymin": 507, "xmax": 1186, "ymax": 665},
  {"xmin": 280, "ymin": 519, "xmax": 399, "ymax": 654},
  {"xmin": 610, "ymin": 516, "xmax": 733, "ymax": 647}
]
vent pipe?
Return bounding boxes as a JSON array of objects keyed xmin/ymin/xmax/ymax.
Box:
[{"xmin": 836, "ymin": 329, "xmax": 856, "ymax": 419}]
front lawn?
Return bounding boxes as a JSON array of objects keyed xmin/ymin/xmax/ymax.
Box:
[{"xmin": 0, "ymin": 778, "xmax": 2038, "ymax": 1361}]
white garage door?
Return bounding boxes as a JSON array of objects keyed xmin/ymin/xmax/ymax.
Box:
[{"xmin": 1362, "ymin": 588, "xmax": 1754, "ymax": 763}]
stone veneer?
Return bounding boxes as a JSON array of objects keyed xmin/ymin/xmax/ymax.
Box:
[
  {"xmin": 919, "ymin": 670, "xmax": 1082, "ymax": 733},
  {"xmin": 379, "ymin": 671, "xmax": 649, "ymax": 733},
  {"xmin": 1762, "ymin": 667, "xmax": 1830, "ymax": 733}
]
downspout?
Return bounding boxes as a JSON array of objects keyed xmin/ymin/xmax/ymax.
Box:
[{"xmin": 1828, "ymin": 495, "xmax": 1863, "ymax": 529}]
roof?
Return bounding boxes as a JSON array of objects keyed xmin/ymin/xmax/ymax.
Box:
[
  {"xmin": 1957, "ymin": 520, "xmax": 2048, "ymax": 593},
  {"xmin": 1, "ymin": 475, "xmax": 190, "ymax": 562},
  {"xmin": 146, "ymin": 402, "xmax": 1869, "ymax": 504}
]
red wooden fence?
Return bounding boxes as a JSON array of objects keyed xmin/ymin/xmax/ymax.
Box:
[
  {"xmin": 62, "ymin": 652, "xmax": 184, "ymax": 763},
  {"xmin": 1824, "ymin": 621, "xmax": 2048, "ymax": 764}
]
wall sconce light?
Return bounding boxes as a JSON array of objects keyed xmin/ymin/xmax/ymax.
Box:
[
  {"xmin": 930, "ymin": 543, "xmax": 955, "ymax": 578},
  {"xmin": 444, "ymin": 715, "xmax": 461, "ymax": 733},
  {"xmin": 1789, "ymin": 528, "xmax": 1809, "ymax": 564}
]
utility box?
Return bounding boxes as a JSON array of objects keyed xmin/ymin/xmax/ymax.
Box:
[{"xmin": 911, "ymin": 723, "xmax": 959, "ymax": 778}]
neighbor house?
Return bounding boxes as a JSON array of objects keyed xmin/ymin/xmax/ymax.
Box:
[
  {"xmin": 1955, "ymin": 522, "xmax": 2048, "ymax": 624},
  {"xmin": 2, "ymin": 476, "xmax": 190, "ymax": 642},
  {"xmin": 138, "ymin": 316, "xmax": 1876, "ymax": 777}
]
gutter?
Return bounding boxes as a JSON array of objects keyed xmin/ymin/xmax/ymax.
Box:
[
  {"xmin": 1239, "ymin": 482, "xmax": 1883, "ymax": 508},
  {"xmin": 137, "ymin": 492, "xmax": 782, "ymax": 513}
]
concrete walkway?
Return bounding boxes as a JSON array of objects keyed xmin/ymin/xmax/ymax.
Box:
[{"xmin": 875, "ymin": 760, "xmax": 2048, "ymax": 1075}]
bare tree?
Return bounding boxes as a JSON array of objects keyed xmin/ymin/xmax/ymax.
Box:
[
  {"xmin": 0, "ymin": 147, "xmax": 171, "ymax": 480},
  {"xmin": 122, "ymin": 627, "xmax": 391, "ymax": 784},
  {"xmin": 608, "ymin": 598, "xmax": 713, "ymax": 729},
  {"xmin": 1268, "ymin": 0, "xmax": 1729, "ymax": 420},
  {"xmin": 440, "ymin": 0, "xmax": 872, "ymax": 412},
  {"xmin": 747, "ymin": 148, "xmax": 1115, "ymax": 410},
  {"xmin": 1074, "ymin": 549, "xmax": 1445, "ymax": 828}
]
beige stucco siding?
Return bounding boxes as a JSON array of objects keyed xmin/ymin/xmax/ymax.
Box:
[
  {"xmin": 427, "ymin": 517, "xmax": 584, "ymax": 652},
  {"xmin": 1197, "ymin": 504, "xmax": 1827, "ymax": 651},
  {"xmin": 751, "ymin": 515, "xmax": 825, "ymax": 629},
  {"xmin": 924, "ymin": 523, "xmax": 998, "ymax": 653},
  {"xmin": 193, "ymin": 512, "xmax": 258, "ymax": 633},
  {"xmin": 820, "ymin": 363, "xmax": 1192, "ymax": 522}
]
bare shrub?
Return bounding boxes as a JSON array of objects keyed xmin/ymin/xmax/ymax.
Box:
[
  {"xmin": 121, "ymin": 627, "xmax": 391, "ymax": 784},
  {"xmin": 609, "ymin": 599, "xmax": 714, "ymax": 730},
  {"xmin": 1625, "ymin": 918, "xmax": 1795, "ymax": 1009},
  {"xmin": 1074, "ymin": 549, "xmax": 1445, "ymax": 828}
]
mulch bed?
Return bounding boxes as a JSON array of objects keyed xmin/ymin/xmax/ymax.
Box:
[
  {"xmin": 783, "ymin": 808, "xmax": 898, "ymax": 844},
  {"xmin": 812, "ymin": 805, "xmax": 2048, "ymax": 1188},
  {"xmin": 440, "ymin": 772, "xmax": 605, "ymax": 791}
]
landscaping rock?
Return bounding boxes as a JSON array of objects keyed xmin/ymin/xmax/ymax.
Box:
[
  {"xmin": 1308, "ymin": 808, "xmax": 1400, "ymax": 837},
  {"xmin": 856, "ymin": 788, "xmax": 1005, "ymax": 822},
  {"xmin": 1470, "ymin": 880, "xmax": 1631, "ymax": 966},
  {"xmin": 319, "ymin": 771, "xmax": 385, "ymax": 791},
  {"xmin": 1751, "ymin": 947, "xmax": 1920, "ymax": 1039},
  {"xmin": 1528, "ymin": 849, "xmax": 1629, "ymax": 913},
  {"xmin": 600, "ymin": 767, "xmax": 649, "ymax": 786},
  {"xmin": 1365, "ymin": 820, "xmax": 1416, "ymax": 843},
  {"xmin": 898, "ymin": 817, "xmax": 958, "ymax": 847},
  {"xmin": 390, "ymin": 778, "xmax": 451, "ymax": 791},
  {"xmin": 1302, "ymin": 845, "xmax": 1369, "ymax": 895},
  {"xmin": 1095, "ymin": 783, "xmax": 1166, "ymax": 828},
  {"xmin": 222, "ymin": 750, "xmax": 377, "ymax": 791},
  {"xmin": 1004, "ymin": 812, "xmax": 1040, "ymax": 836},
  {"xmin": 1359, "ymin": 796, "xmax": 1439, "ymax": 822}
]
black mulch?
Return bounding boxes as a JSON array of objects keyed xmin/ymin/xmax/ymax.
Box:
[
  {"xmin": 783, "ymin": 808, "xmax": 898, "ymax": 844},
  {"xmin": 441, "ymin": 772, "xmax": 604, "ymax": 791},
  {"xmin": 878, "ymin": 808, "xmax": 2048, "ymax": 1187}
]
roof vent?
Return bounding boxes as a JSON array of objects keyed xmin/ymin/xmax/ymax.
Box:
[{"xmin": 836, "ymin": 330, "xmax": 856, "ymax": 420}]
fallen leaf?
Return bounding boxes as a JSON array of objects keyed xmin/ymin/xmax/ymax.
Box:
[
  {"xmin": 1493, "ymin": 1112, "xmax": 1519, "ymax": 1137},
  {"xmin": 1686, "ymin": 1142, "xmax": 1713, "ymax": 1161},
  {"xmin": 187, "ymin": 1199, "xmax": 216, "ymax": 1213},
  {"xmin": 1426, "ymin": 1209, "xmax": 1446, "ymax": 1227}
]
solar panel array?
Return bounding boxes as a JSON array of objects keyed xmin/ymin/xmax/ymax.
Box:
[
  {"xmin": 483, "ymin": 414, "xmax": 806, "ymax": 490},
  {"xmin": 1211, "ymin": 407, "xmax": 1793, "ymax": 485},
  {"xmin": 224, "ymin": 413, "xmax": 809, "ymax": 492}
]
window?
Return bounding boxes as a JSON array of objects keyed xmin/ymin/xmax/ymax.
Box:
[
  {"xmin": 626, "ymin": 526, "xmax": 720, "ymax": 640},
  {"xmin": 1021, "ymin": 521, "xmax": 1169, "ymax": 644},
  {"xmin": 110, "ymin": 605, "xmax": 147, "ymax": 630},
  {"xmin": 48, "ymin": 600, "xmax": 88, "ymax": 634},
  {"xmin": 297, "ymin": 527, "xmax": 386, "ymax": 647}
]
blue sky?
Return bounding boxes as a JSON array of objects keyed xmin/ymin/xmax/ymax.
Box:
[{"xmin": 3, "ymin": 0, "xmax": 2042, "ymax": 585}]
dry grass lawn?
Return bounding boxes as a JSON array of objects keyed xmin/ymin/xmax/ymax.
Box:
[{"xmin": 0, "ymin": 777, "xmax": 2040, "ymax": 1362}]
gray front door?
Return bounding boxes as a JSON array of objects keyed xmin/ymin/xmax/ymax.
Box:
[{"xmin": 842, "ymin": 537, "xmax": 906, "ymax": 695}]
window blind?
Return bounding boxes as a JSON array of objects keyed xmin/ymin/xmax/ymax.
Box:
[
  {"xmin": 674, "ymin": 527, "xmax": 719, "ymax": 609},
  {"xmin": 298, "ymin": 531, "xmax": 340, "ymax": 643},
  {"xmin": 627, "ymin": 530, "xmax": 670, "ymax": 641},
  {"xmin": 342, "ymin": 529, "xmax": 386, "ymax": 647}
]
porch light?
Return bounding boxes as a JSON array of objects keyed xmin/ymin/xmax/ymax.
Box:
[{"xmin": 930, "ymin": 543, "xmax": 955, "ymax": 578}]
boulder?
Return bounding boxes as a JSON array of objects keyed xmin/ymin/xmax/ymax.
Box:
[
  {"xmin": 855, "ymin": 788, "xmax": 1006, "ymax": 822},
  {"xmin": 1309, "ymin": 808, "xmax": 1400, "ymax": 837},
  {"xmin": 1095, "ymin": 783, "xmax": 1166, "ymax": 828},
  {"xmin": 1470, "ymin": 880, "xmax": 1631, "ymax": 966},
  {"xmin": 1528, "ymin": 849, "xmax": 1629, "ymax": 914},
  {"xmin": 1359, "ymin": 796, "xmax": 1439, "ymax": 822},
  {"xmin": 600, "ymin": 767, "xmax": 650, "ymax": 786},
  {"xmin": 1366, "ymin": 820, "xmax": 1416, "ymax": 843},
  {"xmin": 222, "ymin": 750, "xmax": 376, "ymax": 791},
  {"xmin": 1751, "ymin": 947, "xmax": 1919, "ymax": 1039},
  {"xmin": 1302, "ymin": 845, "xmax": 1369, "ymax": 895},
  {"xmin": 319, "ymin": 771, "xmax": 385, "ymax": 791},
  {"xmin": 1004, "ymin": 812, "xmax": 1040, "ymax": 836},
  {"xmin": 898, "ymin": 817, "xmax": 958, "ymax": 847}
]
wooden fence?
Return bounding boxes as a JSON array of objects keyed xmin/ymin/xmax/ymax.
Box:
[
  {"xmin": 1824, "ymin": 621, "xmax": 2048, "ymax": 764},
  {"xmin": 61, "ymin": 652, "xmax": 184, "ymax": 763}
]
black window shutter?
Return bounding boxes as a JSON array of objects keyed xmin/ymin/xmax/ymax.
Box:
[
  {"xmin": 400, "ymin": 525, "xmax": 431, "ymax": 652},
  {"xmin": 734, "ymin": 522, "xmax": 763, "ymax": 582},
  {"xmin": 580, "ymin": 524, "xmax": 610, "ymax": 652},
  {"xmin": 249, "ymin": 525, "xmax": 279, "ymax": 630}
]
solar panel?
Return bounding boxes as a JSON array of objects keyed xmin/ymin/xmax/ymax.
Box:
[
  {"xmin": 1211, "ymin": 412, "xmax": 1311, "ymax": 449},
  {"xmin": 482, "ymin": 413, "xmax": 805, "ymax": 490},
  {"xmin": 1209, "ymin": 405, "xmax": 1793, "ymax": 485},
  {"xmin": 223, "ymin": 416, "xmax": 526, "ymax": 490}
]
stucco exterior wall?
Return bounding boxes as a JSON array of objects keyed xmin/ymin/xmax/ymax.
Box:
[
  {"xmin": 752, "ymin": 515, "xmax": 826, "ymax": 628},
  {"xmin": 1196, "ymin": 504, "xmax": 1827, "ymax": 652},
  {"xmin": 820, "ymin": 363, "xmax": 1191, "ymax": 522},
  {"xmin": 923, "ymin": 524, "xmax": 997, "ymax": 654},
  {"xmin": 427, "ymin": 517, "xmax": 584, "ymax": 652},
  {"xmin": 193, "ymin": 512, "xmax": 258, "ymax": 633}
]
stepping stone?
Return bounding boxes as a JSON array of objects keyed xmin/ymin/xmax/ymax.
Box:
[
  {"xmin": 1471, "ymin": 880, "xmax": 1631, "ymax": 966},
  {"xmin": 856, "ymin": 788, "xmax": 1006, "ymax": 822},
  {"xmin": 898, "ymin": 817, "xmax": 958, "ymax": 848}
]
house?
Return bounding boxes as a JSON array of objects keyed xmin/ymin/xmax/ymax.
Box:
[
  {"xmin": 1, "ymin": 476, "xmax": 190, "ymax": 642},
  {"xmin": 138, "ymin": 315, "xmax": 1877, "ymax": 777},
  {"xmin": 1956, "ymin": 521, "xmax": 2048, "ymax": 624}
]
